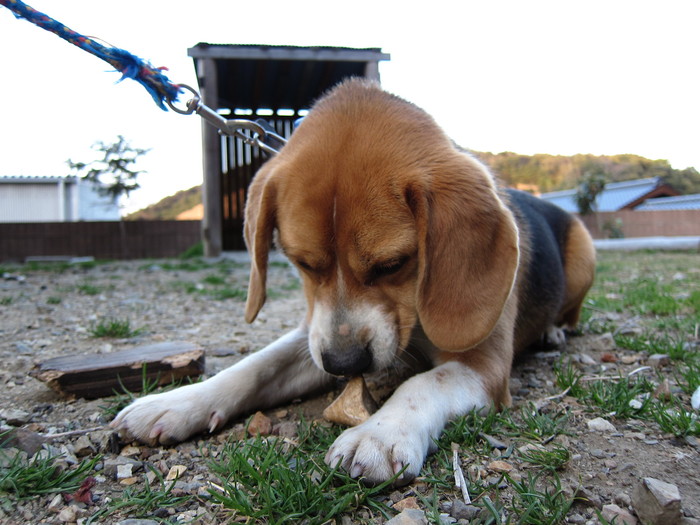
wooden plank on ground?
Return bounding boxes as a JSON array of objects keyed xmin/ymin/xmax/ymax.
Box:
[{"xmin": 31, "ymin": 341, "xmax": 205, "ymax": 399}]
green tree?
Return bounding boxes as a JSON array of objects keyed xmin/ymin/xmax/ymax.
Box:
[
  {"xmin": 68, "ymin": 135, "xmax": 150, "ymax": 202},
  {"xmin": 575, "ymin": 171, "xmax": 606, "ymax": 216}
]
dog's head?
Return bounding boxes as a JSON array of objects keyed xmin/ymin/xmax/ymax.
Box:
[{"xmin": 244, "ymin": 79, "xmax": 519, "ymax": 376}]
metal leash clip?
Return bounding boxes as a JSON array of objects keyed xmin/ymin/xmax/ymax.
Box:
[{"xmin": 168, "ymin": 84, "xmax": 287, "ymax": 155}]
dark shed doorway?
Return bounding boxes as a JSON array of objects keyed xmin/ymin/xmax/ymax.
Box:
[{"xmin": 188, "ymin": 44, "xmax": 391, "ymax": 255}]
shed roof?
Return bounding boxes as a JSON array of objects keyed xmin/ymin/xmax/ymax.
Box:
[
  {"xmin": 187, "ymin": 43, "xmax": 390, "ymax": 111},
  {"xmin": 0, "ymin": 176, "xmax": 77, "ymax": 184},
  {"xmin": 635, "ymin": 193, "xmax": 700, "ymax": 211},
  {"xmin": 538, "ymin": 177, "xmax": 679, "ymax": 212}
]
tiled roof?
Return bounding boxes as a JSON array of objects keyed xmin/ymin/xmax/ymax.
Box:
[
  {"xmin": 636, "ymin": 193, "xmax": 700, "ymax": 211},
  {"xmin": 0, "ymin": 176, "xmax": 76, "ymax": 184},
  {"xmin": 539, "ymin": 177, "xmax": 665, "ymax": 212}
]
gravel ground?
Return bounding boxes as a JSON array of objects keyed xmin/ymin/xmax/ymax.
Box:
[{"xmin": 0, "ymin": 258, "xmax": 698, "ymax": 524}]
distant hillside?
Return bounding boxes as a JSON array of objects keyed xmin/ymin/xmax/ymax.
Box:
[
  {"xmin": 125, "ymin": 185, "xmax": 201, "ymax": 221},
  {"xmin": 126, "ymin": 153, "xmax": 700, "ymax": 220},
  {"xmin": 474, "ymin": 152, "xmax": 700, "ymax": 194}
]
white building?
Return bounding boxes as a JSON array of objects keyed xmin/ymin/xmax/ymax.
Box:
[{"xmin": 0, "ymin": 176, "xmax": 120, "ymax": 222}]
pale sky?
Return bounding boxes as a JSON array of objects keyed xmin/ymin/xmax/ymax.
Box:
[{"xmin": 1, "ymin": 0, "xmax": 698, "ymax": 214}]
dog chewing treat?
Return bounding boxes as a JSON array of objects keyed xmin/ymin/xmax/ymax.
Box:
[
  {"xmin": 111, "ymin": 79, "xmax": 596, "ymax": 485},
  {"xmin": 323, "ymin": 376, "xmax": 378, "ymax": 426}
]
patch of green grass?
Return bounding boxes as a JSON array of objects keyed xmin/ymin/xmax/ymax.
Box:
[
  {"xmin": 624, "ymin": 278, "xmax": 680, "ymax": 316},
  {"xmin": 180, "ymin": 241, "xmax": 204, "ymax": 259},
  {"xmin": 89, "ymin": 318, "xmax": 143, "ymax": 338},
  {"xmin": 208, "ymin": 420, "xmax": 395, "ymax": 524},
  {"xmin": 202, "ymin": 274, "xmax": 226, "ymax": 286},
  {"xmin": 0, "ymin": 296, "xmax": 13, "ymax": 306},
  {"xmin": 518, "ymin": 443, "xmax": 570, "ymax": 472},
  {"xmin": 85, "ymin": 466, "xmax": 189, "ymax": 524},
  {"xmin": 650, "ymin": 399, "xmax": 700, "ymax": 437},
  {"xmin": 46, "ymin": 296, "xmax": 62, "ymax": 305},
  {"xmin": 512, "ymin": 404, "xmax": 571, "ymax": 442},
  {"xmin": 160, "ymin": 259, "xmax": 213, "ymax": 272},
  {"xmin": 554, "ymin": 360, "xmax": 655, "ymax": 418},
  {"xmin": 507, "ymin": 472, "xmax": 574, "ymax": 525},
  {"xmin": 0, "ymin": 443, "xmax": 100, "ymax": 499},
  {"xmin": 211, "ymin": 286, "xmax": 246, "ymax": 301},
  {"xmin": 615, "ymin": 333, "xmax": 690, "ymax": 360},
  {"xmin": 77, "ymin": 283, "xmax": 102, "ymax": 295},
  {"xmin": 24, "ymin": 261, "xmax": 71, "ymax": 273}
]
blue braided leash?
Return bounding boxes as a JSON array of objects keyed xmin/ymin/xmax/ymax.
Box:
[{"xmin": 1, "ymin": 0, "xmax": 181, "ymax": 109}]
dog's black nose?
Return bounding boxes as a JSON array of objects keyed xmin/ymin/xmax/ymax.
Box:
[{"xmin": 321, "ymin": 345, "xmax": 372, "ymax": 376}]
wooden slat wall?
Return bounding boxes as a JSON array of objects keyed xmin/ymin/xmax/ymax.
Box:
[{"xmin": 0, "ymin": 221, "xmax": 201, "ymax": 262}]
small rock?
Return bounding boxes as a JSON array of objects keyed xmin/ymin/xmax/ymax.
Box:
[
  {"xmin": 57, "ymin": 506, "xmax": 77, "ymax": 523},
  {"xmin": 567, "ymin": 513, "xmax": 586, "ymax": 524},
  {"xmin": 272, "ymin": 420, "xmax": 298, "ymax": 440},
  {"xmin": 602, "ymin": 503, "xmax": 637, "ymax": 525},
  {"xmin": 487, "ymin": 460, "xmax": 513, "ymax": 473},
  {"xmin": 601, "ymin": 353, "xmax": 617, "ymax": 363},
  {"xmin": 247, "ymin": 411, "xmax": 273, "ymax": 436},
  {"xmin": 592, "ymin": 333, "xmax": 616, "ymax": 353},
  {"xmin": 479, "ymin": 433, "xmax": 508, "ymax": 450},
  {"xmin": 393, "ymin": 496, "xmax": 420, "ymax": 512},
  {"xmin": 518, "ymin": 443, "xmax": 546, "ymax": 454},
  {"xmin": 449, "ymin": 499, "xmax": 480, "ymax": 520},
  {"xmin": 653, "ymin": 378, "xmax": 672, "ymax": 400},
  {"xmin": 117, "ymin": 520, "xmax": 160, "ymax": 525},
  {"xmin": 576, "ymin": 486, "xmax": 603, "ymax": 508},
  {"xmin": 647, "ymin": 354, "xmax": 670, "ymax": 367},
  {"xmin": 0, "ymin": 428, "xmax": 45, "ymax": 455},
  {"xmin": 620, "ymin": 354, "xmax": 642, "ymax": 365},
  {"xmin": 0, "ymin": 408, "xmax": 31, "ymax": 426},
  {"xmin": 386, "ymin": 508, "xmax": 428, "ymax": 525},
  {"xmin": 117, "ymin": 463, "xmax": 133, "ymax": 479},
  {"xmin": 120, "ymin": 445, "xmax": 141, "ymax": 457},
  {"xmin": 632, "ymin": 477, "xmax": 682, "ymax": 525},
  {"xmin": 166, "ymin": 464, "xmax": 188, "ymax": 481},
  {"xmin": 47, "ymin": 493, "xmax": 63, "ymax": 512},
  {"xmin": 73, "ymin": 435, "xmax": 95, "ymax": 457},
  {"xmin": 103, "ymin": 456, "xmax": 142, "ymax": 480},
  {"xmin": 119, "ymin": 476, "xmax": 139, "ymax": 486},
  {"xmin": 577, "ymin": 353, "xmax": 598, "ymax": 365},
  {"xmin": 590, "ymin": 449, "xmax": 608, "ymax": 459},
  {"xmin": 587, "ymin": 417, "xmax": 617, "ymax": 433},
  {"xmin": 691, "ymin": 385, "xmax": 700, "ymax": 410}
]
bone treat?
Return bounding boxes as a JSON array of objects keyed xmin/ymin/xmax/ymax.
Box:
[{"xmin": 323, "ymin": 376, "xmax": 378, "ymax": 426}]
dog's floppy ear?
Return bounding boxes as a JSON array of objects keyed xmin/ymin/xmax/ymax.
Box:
[
  {"xmin": 411, "ymin": 154, "xmax": 519, "ymax": 351},
  {"xmin": 243, "ymin": 164, "xmax": 277, "ymax": 323}
]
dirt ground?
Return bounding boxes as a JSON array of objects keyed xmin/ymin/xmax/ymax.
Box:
[{"xmin": 0, "ymin": 258, "xmax": 698, "ymax": 524}]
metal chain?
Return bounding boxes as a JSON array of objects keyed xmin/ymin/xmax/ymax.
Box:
[{"xmin": 168, "ymin": 84, "xmax": 287, "ymax": 155}]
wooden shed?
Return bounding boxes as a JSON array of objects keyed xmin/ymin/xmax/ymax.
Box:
[{"xmin": 187, "ymin": 44, "xmax": 391, "ymax": 256}]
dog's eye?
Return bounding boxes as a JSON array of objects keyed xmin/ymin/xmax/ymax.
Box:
[
  {"xmin": 370, "ymin": 256, "xmax": 409, "ymax": 281},
  {"xmin": 296, "ymin": 260, "xmax": 314, "ymax": 273}
]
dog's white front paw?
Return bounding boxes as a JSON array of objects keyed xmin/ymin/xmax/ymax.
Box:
[
  {"xmin": 110, "ymin": 382, "xmax": 226, "ymax": 445},
  {"xmin": 324, "ymin": 416, "xmax": 429, "ymax": 485}
]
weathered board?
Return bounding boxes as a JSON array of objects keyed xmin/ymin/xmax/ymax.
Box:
[{"xmin": 31, "ymin": 341, "xmax": 205, "ymax": 399}]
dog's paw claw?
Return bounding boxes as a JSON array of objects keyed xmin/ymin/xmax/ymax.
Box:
[{"xmin": 325, "ymin": 418, "xmax": 426, "ymax": 485}]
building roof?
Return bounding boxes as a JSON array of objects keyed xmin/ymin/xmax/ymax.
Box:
[
  {"xmin": 0, "ymin": 175, "xmax": 77, "ymax": 184},
  {"xmin": 187, "ymin": 43, "xmax": 390, "ymax": 111},
  {"xmin": 636, "ymin": 193, "xmax": 700, "ymax": 211},
  {"xmin": 538, "ymin": 177, "xmax": 679, "ymax": 212}
]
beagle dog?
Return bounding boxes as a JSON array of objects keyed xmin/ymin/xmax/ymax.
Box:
[{"xmin": 113, "ymin": 79, "xmax": 596, "ymax": 485}]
